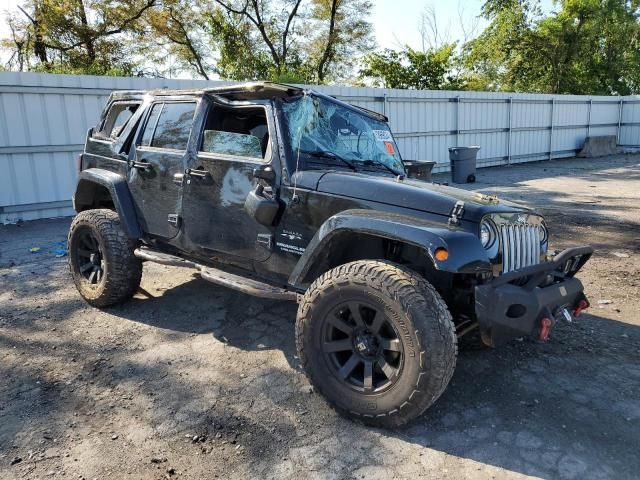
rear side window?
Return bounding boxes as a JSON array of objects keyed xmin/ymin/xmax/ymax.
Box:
[
  {"xmin": 97, "ymin": 102, "xmax": 139, "ymax": 139},
  {"xmin": 139, "ymin": 102, "xmax": 196, "ymax": 151}
]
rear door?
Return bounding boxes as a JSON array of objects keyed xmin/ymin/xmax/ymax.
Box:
[{"xmin": 128, "ymin": 100, "xmax": 197, "ymax": 240}]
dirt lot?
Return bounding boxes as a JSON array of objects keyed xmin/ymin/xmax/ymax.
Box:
[{"xmin": 1, "ymin": 154, "xmax": 639, "ymax": 480}]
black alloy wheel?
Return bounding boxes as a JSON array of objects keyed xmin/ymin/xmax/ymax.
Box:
[
  {"xmin": 75, "ymin": 227, "xmax": 105, "ymax": 285},
  {"xmin": 322, "ymin": 300, "xmax": 403, "ymax": 394},
  {"xmin": 296, "ymin": 260, "xmax": 458, "ymax": 427}
]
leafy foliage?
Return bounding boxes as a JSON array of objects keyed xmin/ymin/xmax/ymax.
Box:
[
  {"xmin": 1, "ymin": 0, "xmax": 639, "ymax": 95},
  {"xmin": 206, "ymin": 0, "xmax": 374, "ymax": 83},
  {"xmin": 1, "ymin": 0, "xmax": 373, "ymax": 82},
  {"xmin": 463, "ymin": 0, "xmax": 640, "ymax": 94},
  {"xmin": 145, "ymin": 0, "xmax": 214, "ymax": 79},
  {"xmin": 360, "ymin": 45, "xmax": 461, "ymax": 90},
  {"xmin": 2, "ymin": 0, "xmax": 155, "ymax": 75}
]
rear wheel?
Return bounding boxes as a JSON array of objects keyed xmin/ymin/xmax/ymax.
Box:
[
  {"xmin": 68, "ymin": 209, "xmax": 142, "ymax": 307},
  {"xmin": 296, "ymin": 260, "xmax": 457, "ymax": 428}
]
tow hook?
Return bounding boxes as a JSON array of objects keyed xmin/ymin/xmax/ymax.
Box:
[
  {"xmin": 539, "ymin": 307, "xmax": 574, "ymax": 342},
  {"xmin": 539, "ymin": 317, "xmax": 554, "ymax": 342},
  {"xmin": 573, "ymin": 298, "xmax": 589, "ymax": 317}
]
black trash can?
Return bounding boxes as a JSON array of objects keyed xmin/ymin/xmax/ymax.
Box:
[{"xmin": 449, "ymin": 146, "xmax": 480, "ymax": 183}]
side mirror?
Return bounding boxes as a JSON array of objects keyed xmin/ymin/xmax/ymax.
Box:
[
  {"xmin": 244, "ymin": 185, "xmax": 282, "ymax": 227},
  {"xmin": 253, "ymin": 166, "xmax": 275, "ymax": 183}
]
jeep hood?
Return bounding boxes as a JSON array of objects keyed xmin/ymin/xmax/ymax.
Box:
[{"xmin": 303, "ymin": 170, "xmax": 529, "ymax": 219}]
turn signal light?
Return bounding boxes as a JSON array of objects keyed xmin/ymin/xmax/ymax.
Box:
[{"xmin": 434, "ymin": 248, "xmax": 449, "ymax": 261}]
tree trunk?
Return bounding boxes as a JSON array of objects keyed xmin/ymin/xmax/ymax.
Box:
[
  {"xmin": 317, "ymin": 0, "xmax": 339, "ymax": 83},
  {"xmin": 26, "ymin": 4, "xmax": 48, "ymax": 63},
  {"xmin": 77, "ymin": 0, "xmax": 96, "ymax": 62}
]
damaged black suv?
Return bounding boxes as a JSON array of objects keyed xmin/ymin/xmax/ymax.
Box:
[{"xmin": 69, "ymin": 82, "xmax": 592, "ymax": 427}]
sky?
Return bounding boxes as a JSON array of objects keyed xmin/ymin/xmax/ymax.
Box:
[
  {"xmin": 373, "ymin": 0, "xmax": 487, "ymax": 51},
  {"xmin": 0, "ymin": 0, "xmax": 556, "ymax": 71}
]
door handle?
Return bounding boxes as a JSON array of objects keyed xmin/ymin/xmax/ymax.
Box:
[
  {"xmin": 131, "ymin": 160, "xmax": 151, "ymax": 171},
  {"xmin": 186, "ymin": 168, "xmax": 210, "ymax": 179}
]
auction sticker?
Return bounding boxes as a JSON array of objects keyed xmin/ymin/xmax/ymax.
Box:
[{"xmin": 372, "ymin": 130, "xmax": 393, "ymax": 141}]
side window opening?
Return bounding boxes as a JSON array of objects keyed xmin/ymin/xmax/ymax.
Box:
[
  {"xmin": 97, "ymin": 102, "xmax": 139, "ymax": 139},
  {"xmin": 200, "ymin": 105, "xmax": 269, "ymax": 160},
  {"xmin": 139, "ymin": 102, "xmax": 196, "ymax": 151}
]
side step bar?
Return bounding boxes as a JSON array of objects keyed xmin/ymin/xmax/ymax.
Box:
[
  {"xmin": 134, "ymin": 247, "xmax": 298, "ymax": 302},
  {"xmin": 134, "ymin": 248, "xmax": 199, "ymax": 269},
  {"xmin": 199, "ymin": 268, "xmax": 297, "ymax": 301}
]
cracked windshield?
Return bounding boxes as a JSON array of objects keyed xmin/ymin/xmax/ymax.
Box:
[{"xmin": 282, "ymin": 94, "xmax": 404, "ymax": 175}]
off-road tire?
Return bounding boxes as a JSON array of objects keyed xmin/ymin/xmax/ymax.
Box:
[
  {"xmin": 296, "ymin": 260, "xmax": 457, "ymax": 428},
  {"xmin": 68, "ymin": 209, "xmax": 142, "ymax": 307}
]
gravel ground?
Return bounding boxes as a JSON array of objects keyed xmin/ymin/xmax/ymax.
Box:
[{"xmin": 1, "ymin": 154, "xmax": 639, "ymax": 480}]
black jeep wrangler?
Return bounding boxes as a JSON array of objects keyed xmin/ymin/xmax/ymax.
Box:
[{"xmin": 69, "ymin": 82, "xmax": 592, "ymax": 427}]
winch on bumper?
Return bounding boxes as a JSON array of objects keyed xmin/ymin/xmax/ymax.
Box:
[{"xmin": 475, "ymin": 246, "xmax": 593, "ymax": 347}]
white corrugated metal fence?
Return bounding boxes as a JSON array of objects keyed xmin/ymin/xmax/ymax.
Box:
[{"xmin": 1, "ymin": 72, "xmax": 638, "ymax": 223}]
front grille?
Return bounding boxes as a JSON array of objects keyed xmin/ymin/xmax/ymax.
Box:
[{"xmin": 500, "ymin": 223, "xmax": 541, "ymax": 273}]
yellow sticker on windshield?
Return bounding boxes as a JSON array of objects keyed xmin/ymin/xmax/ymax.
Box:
[{"xmin": 384, "ymin": 142, "xmax": 395, "ymax": 154}]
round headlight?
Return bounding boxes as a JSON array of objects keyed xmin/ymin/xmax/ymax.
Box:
[
  {"xmin": 539, "ymin": 223, "xmax": 549, "ymax": 254},
  {"xmin": 539, "ymin": 223, "xmax": 548, "ymax": 244},
  {"xmin": 480, "ymin": 220, "xmax": 497, "ymax": 249}
]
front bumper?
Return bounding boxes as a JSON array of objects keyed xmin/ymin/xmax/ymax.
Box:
[{"xmin": 475, "ymin": 246, "xmax": 593, "ymax": 347}]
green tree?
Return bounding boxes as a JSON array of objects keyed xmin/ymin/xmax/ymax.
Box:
[
  {"xmin": 360, "ymin": 45, "xmax": 461, "ymax": 90},
  {"xmin": 2, "ymin": 0, "xmax": 373, "ymax": 81},
  {"xmin": 145, "ymin": 0, "xmax": 214, "ymax": 79},
  {"xmin": 461, "ymin": 0, "xmax": 541, "ymax": 91},
  {"xmin": 463, "ymin": 0, "xmax": 640, "ymax": 94},
  {"xmin": 3, "ymin": 0, "xmax": 156, "ymax": 75},
  {"xmin": 307, "ymin": 0, "xmax": 374, "ymax": 83},
  {"xmin": 206, "ymin": 0, "xmax": 374, "ymax": 83}
]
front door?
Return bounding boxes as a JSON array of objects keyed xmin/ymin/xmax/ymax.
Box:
[
  {"xmin": 128, "ymin": 100, "xmax": 197, "ymax": 239},
  {"xmin": 180, "ymin": 99, "xmax": 276, "ymax": 264}
]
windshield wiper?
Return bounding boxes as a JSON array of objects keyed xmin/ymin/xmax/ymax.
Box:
[
  {"xmin": 361, "ymin": 159, "xmax": 402, "ymax": 176},
  {"xmin": 299, "ymin": 149, "xmax": 356, "ymax": 171}
]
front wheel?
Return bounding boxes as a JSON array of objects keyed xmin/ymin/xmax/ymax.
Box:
[
  {"xmin": 68, "ymin": 209, "xmax": 142, "ymax": 307},
  {"xmin": 296, "ymin": 260, "xmax": 457, "ymax": 428}
]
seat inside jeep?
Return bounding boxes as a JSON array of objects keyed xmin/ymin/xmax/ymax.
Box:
[{"xmin": 201, "ymin": 105, "xmax": 269, "ymax": 159}]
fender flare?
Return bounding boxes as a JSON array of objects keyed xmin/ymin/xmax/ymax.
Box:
[
  {"xmin": 288, "ymin": 209, "xmax": 491, "ymax": 288},
  {"xmin": 73, "ymin": 168, "xmax": 142, "ymax": 238}
]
